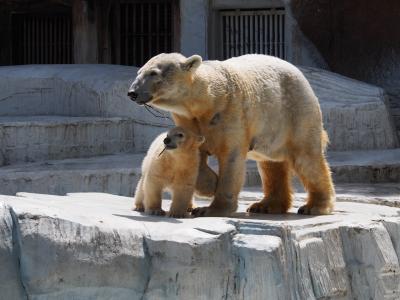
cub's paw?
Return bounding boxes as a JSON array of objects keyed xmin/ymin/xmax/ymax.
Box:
[
  {"xmin": 247, "ymin": 200, "xmax": 287, "ymax": 214},
  {"xmin": 145, "ymin": 209, "xmax": 166, "ymax": 216},
  {"xmin": 191, "ymin": 206, "xmax": 231, "ymax": 218},
  {"xmin": 297, "ymin": 204, "xmax": 333, "ymax": 215}
]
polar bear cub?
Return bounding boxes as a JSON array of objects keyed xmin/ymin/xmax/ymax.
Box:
[{"xmin": 134, "ymin": 127, "xmax": 206, "ymax": 218}]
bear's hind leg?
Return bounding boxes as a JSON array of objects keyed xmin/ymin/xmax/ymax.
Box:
[
  {"xmin": 247, "ymin": 161, "xmax": 293, "ymax": 214},
  {"xmin": 195, "ymin": 152, "xmax": 218, "ymax": 198},
  {"xmin": 293, "ymin": 153, "xmax": 335, "ymax": 215}
]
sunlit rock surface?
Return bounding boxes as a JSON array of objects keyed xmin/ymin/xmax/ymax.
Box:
[{"xmin": 1, "ymin": 188, "xmax": 400, "ymax": 300}]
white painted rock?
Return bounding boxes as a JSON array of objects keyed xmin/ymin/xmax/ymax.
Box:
[
  {"xmin": 301, "ymin": 66, "xmax": 399, "ymax": 151},
  {"xmin": 1, "ymin": 190, "xmax": 400, "ymax": 300},
  {"xmin": 0, "ymin": 65, "xmax": 398, "ymax": 152}
]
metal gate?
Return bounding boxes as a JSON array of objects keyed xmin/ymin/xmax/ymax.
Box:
[
  {"xmin": 12, "ymin": 13, "xmax": 73, "ymax": 64},
  {"xmin": 220, "ymin": 8, "xmax": 285, "ymax": 59},
  {"xmin": 120, "ymin": 0, "xmax": 175, "ymax": 67}
]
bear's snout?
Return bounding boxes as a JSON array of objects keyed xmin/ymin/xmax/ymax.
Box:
[
  {"xmin": 127, "ymin": 90, "xmax": 138, "ymax": 100},
  {"xmin": 164, "ymin": 137, "xmax": 171, "ymax": 145}
]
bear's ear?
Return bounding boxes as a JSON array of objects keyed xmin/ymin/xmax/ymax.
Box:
[
  {"xmin": 181, "ymin": 55, "xmax": 202, "ymax": 72},
  {"xmin": 196, "ymin": 135, "xmax": 205, "ymax": 146}
]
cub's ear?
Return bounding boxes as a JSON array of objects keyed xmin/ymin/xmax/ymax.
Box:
[
  {"xmin": 196, "ymin": 135, "xmax": 206, "ymax": 146},
  {"xmin": 181, "ymin": 55, "xmax": 202, "ymax": 72}
]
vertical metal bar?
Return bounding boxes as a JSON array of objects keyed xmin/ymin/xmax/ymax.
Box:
[
  {"xmin": 282, "ymin": 13, "xmax": 285, "ymax": 59},
  {"xmin": 37, "ymin": 17, "xmax": 40, "ymax": 63},
  {"xmin": 275, "ymin": 13, "xmax": 278, "ymax": 57},
  {"xmin": 48, "ymin": 16, "xmax": 51, "ymax": 63},
  {"xmin": 58, "ymin": 16, "xmax": 62, "ymax": 63},
  {"xmin": 268, "ymin": 13, "xmax": 271, "ymax": 55},
  {"xmin": 130, "ymin": 3, "xmax": 134, "ymax": 66},
  {"xmin": 156, "ymin": 3, "xmax": 160, "ymax": 54},
  {"xmin": 254, "ymin": 14, "xmax": 258, "ymax": 54},
  {"xmin": 148, "ymin": 3, "xmax": 152, "ymax": 58},
  {"xmin": 226, "ymin": 15, "xmax": 230, "ymax": 59},
  {"xmin": 68, "ymin": 16, "xmax": 71, "ymax": 63},
  {"xmin": 228, "ymin": 15, "xmax": 232, "ymax": 58},
  {"xmin": 249, "ymin": 14, "xmax": 253, "ymax": 53},
  {"xmin": 27, "ymin": 16, "xmax": 30, "ymax": 64},
  {"xmin": 124, "ymin": 4, "xmax": 128, "ymax": 65},
  {"xmin": 244, "ymin": 14, "xmax": 248, "ymax": 54},
  {"xmin": 62, "ymin": 16, "xmax": 66, "ymax": 63},
  {"xmin": 140, "ymin": 3, "xmax": 144, "ymax": 64},
  {"xmin": 35, "ymin": 16, "xmax": 38, "ymax": 63},
  {"xmin": 164, "ymin": 3, "xmax": 168, "ymax": 53},
  {"xmin": 221, "ymin": 15, "xmax": 225, "ymax": 59},
  {"xmin": 234, "ymin": 14, "xmax": 239, "ymax": 56},
  {"xmin": 22, "ymin": 15, "xmax": 25, "ymax": 64},
  {"xmin": 280, "ymin": 14, "xmax": 285, "ymax": 59},
  {"xmin": 277, "ymin": 14, "xmax": 280, "ymax": 58},
  {"xmin": 238, "ymin": 14, "xmax": 242, "ymax": 55},
  {"xmin": 44, "ymin": 16, "xmax": 48, "ymax": 63},
  {"xmin": 53, "ymin": 16, "xmax": 56, "ymax": 63},
  {"xmin": 41, "ymin": 17, "xmax": 44, "ymax": 63}
]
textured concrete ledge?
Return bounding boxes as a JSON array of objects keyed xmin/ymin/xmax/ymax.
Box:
[
  {"xmin": 301, "ymin": 67, "xmax": 399, "ymax": 150},
  {"xmin": 0, "ymin": 116, "xmax": 137, "ymax": 166},
  {"xmin": 1, "ymin": 189, "xmax": 400, "ymax": 300},
  {"xmin": 0, "ymin": 65, "xmax": 397, "ymax": 152},
  {"xmin": 1, "ymin": 149, "xmax": 399, "ymax": 196}
]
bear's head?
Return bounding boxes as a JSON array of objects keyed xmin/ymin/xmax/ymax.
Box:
[
  {"xmin": 127, "ymin": 53, "xmax": 202, "ymax": 109},
  {"xmin": 163, "ymin": 126, "xmax": 205, "ymax": 152}
]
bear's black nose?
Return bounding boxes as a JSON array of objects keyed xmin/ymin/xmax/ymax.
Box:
[
  {"xmin": 164, "ymin": 137, "xmax": 171, "ymax": 145},
  {"xmin": 127, "ymin": 91, "xmax": 138, "ymax": 99}
]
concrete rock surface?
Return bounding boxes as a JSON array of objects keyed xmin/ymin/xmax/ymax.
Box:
[
  {"xmin": 0, "ymin": 65, "xmax": 397, "ymax": 152},
  {"xmin": 0, "ymin": 189, "xmax": 400, "ymax": 300}
]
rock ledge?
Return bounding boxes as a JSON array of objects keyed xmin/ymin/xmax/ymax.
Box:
[{"xmin": 1, "ymin": 190, "xmax": 400, "ymax": 300}]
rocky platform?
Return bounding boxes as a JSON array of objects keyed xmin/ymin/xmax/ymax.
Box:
[{"xmin": 1, "ymin": 187, "xmax": 400, "ymax": 300}]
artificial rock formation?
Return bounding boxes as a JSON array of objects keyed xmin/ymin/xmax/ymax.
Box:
[{"xmin": 1, "ymin": 189, "xmax": 400, "ymax": 300}]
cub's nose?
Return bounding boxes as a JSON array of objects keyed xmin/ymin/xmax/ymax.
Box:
[
  {"xmin": 164, "ymin": 137, "xmax": 171, "ymax": 145},
  {"xmin": 127, "ymin": 90, "xmax": 138, "ymax": 100}
]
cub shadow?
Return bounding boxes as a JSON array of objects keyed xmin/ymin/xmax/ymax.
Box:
[
  {"xmin": 229, "ymin": 211, "xmax": 318, "ymax": 221},
  {"xmin": 113, "ymin": 213, "xmax": 183, "ymax": 224}
]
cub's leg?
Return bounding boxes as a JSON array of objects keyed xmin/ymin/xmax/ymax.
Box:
[
  {"xmin": 192, "ymin": 148, "xmax": 246, "ymax": 217},
  {"xmin": 247, "ymin": 161, "xmax": 293, "ymax": 214},
  {"xmin": 133, "ymin": 177, "xmax": 145, "ymax": 211},
  {"xmin": 168, "ymin": 187, "xmax": 195, "ymax": 218},
  {"xmin": 293, "ymin": 153, "xmax": 335, "ymax": 215},
  {"xmin": 195, "ymin": 152, "xmax": 218, "ymax": 198},
  {"xmin": 143, "ymin": 179, "xmax": 165, "ymax": 216}
]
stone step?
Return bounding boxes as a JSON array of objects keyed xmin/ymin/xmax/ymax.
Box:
[
  {"xmin": 1, "ymin": 64, "xmax": 398, "ymax": 152},
  {"xmin": 245, "ymin": 148, "xmax": 400, "ymax": 186},
  {"xmin": 0, "ymin": 116, "xmax": 165, "ymax": 166},
  {"xmin": 0, "ymin": 149, "xmax": 398, "ymax": 196}
]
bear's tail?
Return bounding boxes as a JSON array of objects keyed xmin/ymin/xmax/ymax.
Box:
[{"xmin": 321, "ymin": 130, "xmax": 329, "ymax": 152}]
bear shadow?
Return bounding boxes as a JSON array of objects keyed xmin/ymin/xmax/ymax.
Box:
[
  {"xmin": 113, "ymin": 213, "xmax": 183, "ymax": 224},
  {"xmin": 230, "ymin": 212, "xmax": 317, "ymax": 221}
]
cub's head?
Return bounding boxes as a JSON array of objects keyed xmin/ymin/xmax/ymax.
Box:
[
  {"xmin": 127, "ymin": 53, "xmax": 202, "ymax": 109},
  {"xmin": 163, "ymin": 127, "xmax": 205, "ymax": 152}
]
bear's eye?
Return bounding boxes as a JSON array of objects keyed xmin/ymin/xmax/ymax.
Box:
[
  {"xmin": 149, "ymin": 71, "xmax": 158, "ymax": 77},
  {"xmin": 177, "ymin": 133, "xmax": 184, "ymax": 138}
]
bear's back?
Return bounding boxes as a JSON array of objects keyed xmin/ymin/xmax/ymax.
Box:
[{"xmin": 223, "ymin": 54, "xmax": 301, "ymax": 77}]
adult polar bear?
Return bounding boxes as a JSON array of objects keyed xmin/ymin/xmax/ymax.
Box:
[{"xmin": 128, "ymin": 53, "xmax": 335, "ymax": 217}]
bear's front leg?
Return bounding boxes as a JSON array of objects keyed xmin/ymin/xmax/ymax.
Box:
[
  {"xmin": 168, "ymin": 187, "xmax": 195, "ymax": 218},
  {"xmin": 192, "ymin": 148, "xmax": 246, "ymax": 217},
  {"xmin": 195, "ymin": 151, "xmax": 218, "ymax": 198}
]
